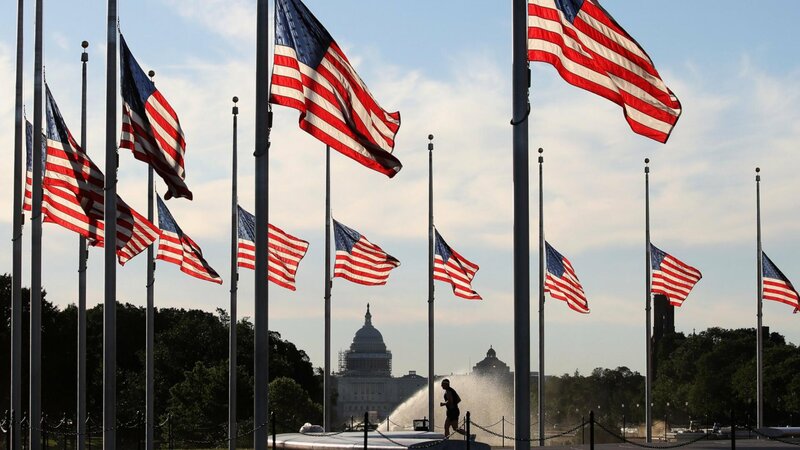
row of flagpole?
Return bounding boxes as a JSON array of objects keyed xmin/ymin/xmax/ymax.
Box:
[{"xmin": 10, "ymin": 1, "xmax": 798, "ymax": 449}]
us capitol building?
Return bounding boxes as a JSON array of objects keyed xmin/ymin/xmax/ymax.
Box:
[{"xmin": 332, "ymin": 304, "xmax": 426, "ymax": 424}]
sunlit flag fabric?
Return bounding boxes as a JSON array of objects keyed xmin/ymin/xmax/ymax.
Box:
[
  {"xmin": 333, "ymin": 220, "xmax": 400, "ymax": 286},
  {"xmin": 156, "ymin": 196, "xmax": 222, "ymax": 284},
  {"xmin": 270, "ymin": 0, "xmax": 403, "ymax": 177},
  {"xmin": 650, "ymin": 244, "xmax": 702, "ymax": 307},
  {"xmin": 42, "ymin": 85, "xmax": 159, "ymax": 265},
  {"xmin": 237, "ymin": 206, "xmax": 310, "ymax": 291},
  {"xmin": 528, "ymin": 0, "xmax": 681, "ymax": 143},
  {"xmin": 433, "ymin": 230, "xmax": 481, "ymax": 300},
  {"xmin": 544, "ymin": 241, "xmax": 589, "ymax": 313},
  {"xmin": 24, "ymin": 119, "xmax": 46, "ymax": 212},
  {"xmin": 119, "ymin": 35, "xmax": 192, "ymax": 200},
  {"xmin": 762, "ymin": 252, "xmax": 800, "ymax": 313}
]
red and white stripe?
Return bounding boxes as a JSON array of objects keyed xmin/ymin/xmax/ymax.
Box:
[
  {"xmin": 528, "ymin": 0, "xmax": 681, "ymax": 143},
  {"xmin": 158, "ymin": 230, "xmax": 222, "ymax": 284},
  {"xmin": 271, "ymin": 42, "xmax": 402, "ymax": 177},
  {"xmin": 433, "ymin": 251, "xmax": 481, "ymax": 300},
  {"xmin": 334, "ymin": 236, "xmax": 400, "ymax": 286},
  {"xmin": 238, "ymin": 224, "xmax": 309, "ymax": 291},
  {"xmin": 545, "ymin": 258, "xmax": 589, "ymax": 314},
  {"xmin": 121, "ymin": 94, "xmax": 192, "ymax": 200},
  {"xmin": 24, "ymin": 171, "xmax": 34, "ymax": 212},
  {"xmin": 42, "ymin": 136, "xmax": 157, "ymax": 265},
  {"xmin": 763, "ymin": 278, "xmax": 800, "ymax": 312},
  {"xmin": 652, "ymin": 255, "xmax": 702, "ymax": 307}
]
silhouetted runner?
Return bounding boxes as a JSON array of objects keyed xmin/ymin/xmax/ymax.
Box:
[{"xmin": 440, "ymin": 379, "xmax": 466, "ymax": 436}]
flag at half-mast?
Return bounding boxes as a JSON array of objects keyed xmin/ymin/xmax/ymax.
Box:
[
  {"xmin": 650, "ymin": 244, "xmax": 702, "ymax": 307},
  {"xmin": 120, "ymin": 35, "xmax": 192, "ymax": 200},
  {"xmin": 237, "ymin": 206, "xmax": 309, "ymax": 291},
  {"xmin": 544, "ymin": 242, "xmax": 589, "ymax": 313},
  {"xmin": 270, "ymin": 0, "xmax": 403, "ymax": 177},
  {"xmin": 528, "ymin": 0, "xmax": 681, "ymax": 143},
  {"xmin": 433, "ymin": 230, "xmax": 482, "ymax": 300},
  {"xmin": 42, "ymin": 85, "xmax": 160, "ymax": 265},
  {"xmin": 762, "ymin": 252, "xmax": 800, "ymax": 313},
  {"xmin": 24, "ymin": 119, "xmax": 46, "ymax": 212},
  {"xmin": 156, "ymin": 196, "xmax": 222, "ymax": 284},
  {"xmin": 333, "ymin": 220, "xmax": 400, "ymax": 286}
]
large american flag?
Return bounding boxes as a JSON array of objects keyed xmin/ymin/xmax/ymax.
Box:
[
  {"xmin": 270, "ymin": 0, "xmax": 403, "ymax": 177},
  {"xmin": 156, "ymin": 196, "xmax": 222, "ymax": 284},
  {"xmin": 433, "ymin": 230, "xmax": 481, "ymax": 300},
  {"xmin": 42, "ymin": 86, "xmax": 159, "ymax": 265},
  {"xmin": 544, "ymin": 242, "xmax": 589, "ymax": 314},
  {"xmin": 333, "ymin": 220, "xmax": 399, "ymax": 286},
  {"xmin": 650, "ymin": 244, "xmax": 702, "ymax": 307},
  {"xmin": 24, "ymin": 119, "xmax": 46, "ymax": 212},
  {"xmin": 762, "ymin": 252, "xmax": 800, "ymax": 313},
  {"xmin": 528, "ymin": 0, "xmax": 681, "ymax": 143},
  {"xmin": 120, "ymin": 35, "xmax": 192, "ymax": 200},
  {"xmin": 237, "ymin": 206, "xmax": 309, "ymax": 291}
]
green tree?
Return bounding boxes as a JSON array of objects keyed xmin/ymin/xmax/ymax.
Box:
[{"xmin": 269, "ymin": 377, "xmax": 322, "ymax": 433}]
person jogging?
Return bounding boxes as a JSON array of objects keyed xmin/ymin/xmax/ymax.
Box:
[{"xmin": 440, "ymin": 379, "xmax": 466, "ymax": 436}]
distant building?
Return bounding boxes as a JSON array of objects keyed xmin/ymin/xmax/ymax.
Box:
[
  {"xmin": 472, "ymin": 346, "xmax": 511, "ymax": 378},
  {"xmin": 652, "ymin": 294, "xmax": 675, "ymax": 379},
  {"xmin": 333, "ymin": 305, "xmax": 426, "ymax": 425}
]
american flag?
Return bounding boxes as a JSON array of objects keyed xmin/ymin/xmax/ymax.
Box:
[
  {"xmin": 156, "ymin": 196, "xmax": 222, "ymax": 284},
  {"xmin": 433, "ymin": 230, "xmax": 481, "ymax": 300},
  {"xmin": 544, "ymin": 242, "xmax": 589, "ymax": 313},
  {"xmin": 237, "ymin": 206, "xmax": 310, "ymax": 291},
  {"xmin": 762, "ymin": 252, "xmax": 800, "ymax": 313},
  {"xmin": 120, "ymin": 35, "xmax": 192, "ymax": 200},
  {"xmin": 24, "ymin": 119, "xmax": 46, "ymax": 212},
  {"xmin": 270, "ymin": 0, "xmax": 403, "ymax": 177},
  {"xmin": 650, "ymin": 244, "xmax": 702, "ymax": 307},
  {"xmin": 42, "ymin": 85, "xmax": 159, "ymax": 265},
  {"xmin": 333, "ymin": 220, "xmax": 399, "ymax": 286},
  {"xmin": 528, "ymin": 0, "xmax": 681, "ymax": 143}
]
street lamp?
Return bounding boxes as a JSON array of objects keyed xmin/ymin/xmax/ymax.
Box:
[
  {"xmin": 665, "ymin": 402, "xmax": 670, "ymax": 441},
  {"xmin": 622, "ymin": 403, "xmax": 626, "ymax": 441}
]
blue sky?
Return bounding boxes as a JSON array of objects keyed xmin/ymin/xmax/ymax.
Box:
[{"xmin": 2, "ymin": 1, "xmax": 800, "ymax": 382}]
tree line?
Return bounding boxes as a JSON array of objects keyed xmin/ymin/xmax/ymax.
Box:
[
  {"xmin": 0, "ymin": 274, "xmax": 323, "ymax": 447},
  {"xmin": 3, "ymin": 274, "xmax": 800, "ymax": 446}
]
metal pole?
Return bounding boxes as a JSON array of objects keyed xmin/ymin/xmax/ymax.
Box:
[
  {"xmin": 755, "ymin": 167, "xmax": 763, "ymax": 430},
  {"xmin": 10, "ymin": 0, "xmax": 24, "ymax": 446},
  {"xmin": 502, "ymin": 416, "xmax": 505, "ymax": 448},
  {"xmin": 589, "ymin": 411, "xmax": 594, "ymax": 450},
  {"xmin": 363, "ymin": 412, "xmax": 368, "ymax": 450},
  {"xmin": 512, "ymin": 1, "xmax": 531, "ymax": 450},
  {"xmin": 324, "ymin": 145, "xmax": 331, "ymax": 432},
  {"xmin": 254, "ymin": 0, "xmax": 271, "ymax": 446},
  {"xmin": 103, "ymin": 1, "xmax": 118, "ymax": 448},
  {"xmin": 30, "ymin": 0, "xmax": 45, "ymax": 446},
  {"xmin": 77, "ymin": 40, "xmax": 90, "ymax": 450},
  {"xmin": 731, "ymin": 410, "xmax": 736, "ymax": 450},
  {"xmin": 144, "ymin": 71, "xmax": 156, "ymax": 450},
  {"xmin": 644, "ymin": 158, "xmax": 652, "ymax": 443},
  {"xmin": 271, "ymin": 411, "xmax": 276, "ymax": 450},
  {"xmin": 466, "ymin": 412, "xmax": 471, "ymax": 450},
  {"xmin": 537, "ymin": 147, "xmax": 544, "ymax": 447},
  {"xmin": 229, "ymin": 96, "xmax": 239, "ymax": 450},
  {"xmin": 427, "ymin": 134, "xmax": 435, "ymax": 432}
]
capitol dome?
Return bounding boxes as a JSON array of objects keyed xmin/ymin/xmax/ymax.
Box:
[
  {"xmin": 340, "ymin": 304, "xmax": 392, "ymax": 377},
  {"xmin": 350, "ymin": 304, "xmax": 387, "ymax": 353}
]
